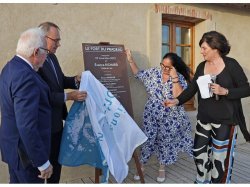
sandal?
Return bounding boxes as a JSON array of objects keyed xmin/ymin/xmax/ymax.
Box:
[
  {"xmin": 156, "ymin": 169, "xmax": 165, "ymax": 183},
  {"xmin": 133, "ymin": 167, "xmax": 144, "ymax": 181}
]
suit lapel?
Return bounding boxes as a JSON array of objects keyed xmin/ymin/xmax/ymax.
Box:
[
  {"xmin": 45, "ymin": 56, "xmax": 62, "ymax": 89},
  {"xmin": 48, "ymin": 54, "xmax": 63, "ymax": 88}
]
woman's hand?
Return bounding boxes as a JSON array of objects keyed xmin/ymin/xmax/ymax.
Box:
[
  {"xmin": 169, "ymin": 66, "xmax": 178, "ymax": 79},
  {"xmin": 210, "ymin": 83, "xmax": 228, "ymax": 96},
  {"xmin": 124, "ymin": 48, "xmax": 139, "ymax": 75},
  {"xmin": 125, "ymin": 49, "xmax": 134, "ymax": 63},
  {"xmin": 163, "ymin": 98, "xmax": 179, "ymax": 107}
]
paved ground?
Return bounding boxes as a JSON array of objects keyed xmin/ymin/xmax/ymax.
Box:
[
  {"xmin": 62, "ymin": 142, "xmax": 250, "ymax": 184},
  {"xmin": 1, "ymin": 142, "xmax": 250, "ymax": 184}
]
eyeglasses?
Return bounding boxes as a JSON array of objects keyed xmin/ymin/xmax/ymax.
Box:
[
  {"xmin": 46, "ymin": 36, "xmax": 61, "ymax": 44},
  {"xmin": 39, "ymin": 47, "xmax": 50, "ymax": 54},
  {"xmin": 160, "ymin": 63, "xmax": 172, "ymax": 70}
]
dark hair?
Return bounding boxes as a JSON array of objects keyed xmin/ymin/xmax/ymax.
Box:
[
  {"xmin": 163, "ymin": 52, "xmax": 191, "ymax": 83},
  {"xmin": 199, "ymin": 31, "xmax": 231, "ymax": 57},
  {"xmin": 38, "ymin": 22, "xmax": 60, "ymax": 33}
]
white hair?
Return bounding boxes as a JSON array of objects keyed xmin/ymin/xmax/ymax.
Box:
[{"xmin": 16, "ymin": 28, "xmax": 45, "ymax": 57}]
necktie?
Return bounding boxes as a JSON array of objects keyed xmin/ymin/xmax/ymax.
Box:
[{"xmin": 47, "ymin": 56, "xmax": 59, "ymax": 85}]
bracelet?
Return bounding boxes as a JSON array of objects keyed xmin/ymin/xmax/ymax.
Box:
[
  {"xmin": 172, "ymin": 77, "xmax": 178, "ymax": 79},
  {"xmin": 129, "ymin": 61, "xmax": 134, "ymax": 64},
  {"xmin": 172, "ymin": 81, "xmax": 179, "ymax": 83}
]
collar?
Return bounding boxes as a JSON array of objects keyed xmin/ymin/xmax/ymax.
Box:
[{"xmin": 16, "ymin": 54, "xmax": 34, "ymax": 69}]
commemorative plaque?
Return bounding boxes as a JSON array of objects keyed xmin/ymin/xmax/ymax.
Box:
[{"xmin": 82, "ymin": 43, "xmax": 133, "ymax": 117}]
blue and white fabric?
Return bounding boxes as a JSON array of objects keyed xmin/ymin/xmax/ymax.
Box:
[
  {"xmin": 59, "ymin": 70, "xmax": 147, "ymax": 183},
  {"xmin": 58, "ymin": 100, "xmax": 109, "ymax": 183}
]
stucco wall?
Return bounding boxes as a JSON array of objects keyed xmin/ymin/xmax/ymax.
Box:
[
  {"xmin": 0, "ymin": 3, "xmax": 152, "ymax": 123},
  {"xmin": 1, "ymin": 3, "xmax": 250, "ymax": 126},
  {"xmin": 1, "ymin": 3, "xmax": 250, "ymax": 183}
]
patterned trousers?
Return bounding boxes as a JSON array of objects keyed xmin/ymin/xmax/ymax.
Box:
[{"xmin": 193, "ymin": 120, "xmax": 237, "ymax": 184}]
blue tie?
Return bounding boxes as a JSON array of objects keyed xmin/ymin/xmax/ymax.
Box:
[{"xmin": 47, "ymin": 56, "xmax": 59, "ymax": 85}]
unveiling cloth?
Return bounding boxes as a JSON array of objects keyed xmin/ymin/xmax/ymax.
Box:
[{"xmin": 59, "ymin": 70, "xmax": 147, "ymax": 183}]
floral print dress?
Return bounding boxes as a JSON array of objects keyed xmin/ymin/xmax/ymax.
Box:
[{"xmin": 135, "ymin": 67, "xmax": 193, "ymax": 165}]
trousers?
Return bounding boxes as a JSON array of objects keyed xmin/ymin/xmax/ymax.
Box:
[{"xmin": 193, "ymin": 120, "xmax": 237, "ymax": 183}]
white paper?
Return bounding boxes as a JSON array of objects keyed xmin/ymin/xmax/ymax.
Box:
[{"xmin": 196, "ymin": 74, "xmax": 212, "ymax": 99}]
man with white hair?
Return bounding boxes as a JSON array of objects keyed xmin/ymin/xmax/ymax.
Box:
[{"xmin": 0, "ymin": 28, "xmax": 53, "ymax": 183}]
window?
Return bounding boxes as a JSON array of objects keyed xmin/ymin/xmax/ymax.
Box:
[{"xmin": 162, "ymin": 16, "xmax": 195, "ymax": 111}]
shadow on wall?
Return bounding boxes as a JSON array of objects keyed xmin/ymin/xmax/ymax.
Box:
[
  {"xmin": 0, "ymin": 154, "xmax": 8, "ymax": 183},
  {"xmin": 126, "ymin": 51, "xmax": 150, "ymax": 126},
  {"xmin": 241, "ymin": 65, "xmax": 250, "ymax": 144},
  {"xmin": 0, "ymin": 113, "xmax": 8, "ymax": 183},
  {"xmin": 126, "ymin": 50, "xmax": 150, "ymax": 78}
]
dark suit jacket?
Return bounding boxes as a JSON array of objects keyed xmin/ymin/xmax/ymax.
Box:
[
  {"xmin": 38, "ymin": 53, "xmax": 77, "ymax": 133},
  {"xmin": 0, "ymin": 56, "xmax": 51, "ymax": 169}
]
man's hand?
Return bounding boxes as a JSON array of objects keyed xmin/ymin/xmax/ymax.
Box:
[
  {"xmin": 38, "ymin": 164, "xmax": 53, "ymax": 179},
  {"xmin": 67, "ymin": 90, "xmax": 87, "ymax": 101},
  {"xmin": 75, "ymin": 74, "xmax": 81, "ymax": 82}
]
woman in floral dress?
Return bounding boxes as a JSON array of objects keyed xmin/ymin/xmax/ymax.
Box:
[{"xmin": 125, "ymin": 49, "xmax": 193, "ymax": 182}]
